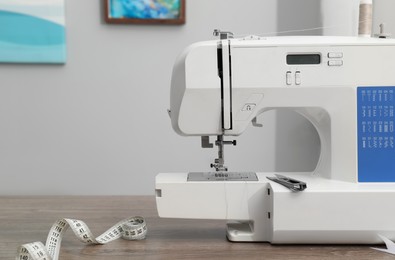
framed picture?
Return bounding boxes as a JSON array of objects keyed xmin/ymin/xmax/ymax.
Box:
[
  {"xmin": 0, "ymin": 0, "xmax": 66, "ymax": 63},
  {"xmin": 105, "ymin": 0, "xmax": 185, "ymax": 25}
]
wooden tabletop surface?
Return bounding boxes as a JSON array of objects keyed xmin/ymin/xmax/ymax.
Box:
[{"xmin": 0, "ymin": 196, "xmax": 393, "ymax": 259}]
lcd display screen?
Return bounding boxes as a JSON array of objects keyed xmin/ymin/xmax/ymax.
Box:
[{"xmin": 287, "ymin": 54, "xmax": 321, "ymax": 65}]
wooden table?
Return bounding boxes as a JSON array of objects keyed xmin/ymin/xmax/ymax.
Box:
[{"xmin": 0, "ymin": 196, "xmax": 393, "ymax": 259}]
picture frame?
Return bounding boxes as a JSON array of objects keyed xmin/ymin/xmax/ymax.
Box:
[
  {"xmin": 0, "ymin": 0, "xmax": 66, "ymax": 63},
  {"xmin": 104, "ymin": 0, "xmax": 185, "ymax": 25}
]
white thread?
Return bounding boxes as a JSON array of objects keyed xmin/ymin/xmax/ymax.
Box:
[
  {"xmin": 233, "ymin": 18, "xmax": 373, "ymax": 38},
  {"xmin": 16, "ymin": 216, "xmax": 147, "ymax": 260},
  {"xmin": 224, "ymin": 179, "xmax": 229, "ymax": 220},
  {"xmin": 358, "ymin": 2, "xmax": 372, "ymax": 37}
]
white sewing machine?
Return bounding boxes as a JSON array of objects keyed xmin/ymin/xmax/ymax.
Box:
[{"xmin": 156, "ymin": 32, "xmax": 395, "ymax": 244}]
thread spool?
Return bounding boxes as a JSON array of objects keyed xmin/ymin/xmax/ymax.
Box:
[{"xmin": 358, "ymin": 0, "xmax": 373, "ymax": 37}]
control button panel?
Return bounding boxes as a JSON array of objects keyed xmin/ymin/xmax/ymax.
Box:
[
  {"xmin": 285, "ymin": 71, "xmax": 302, "ymax": 86},
  {"xmin": 295, "ymin": 71, "xmax": 301, "ymax": 85},
  {"xmin": 327, "ymin": 52, "xmax": 343, "ymax": 67},
  {"xmin": 328, "ymin": 52, "xmax": 343, "ymax": 58},
  {"xmin": 286, "ymin": 71, "xmax": 292, "ymax": 85},
  {"xmin": 328, "ymin": 60, "xmax": 343, "ymax": 66}
]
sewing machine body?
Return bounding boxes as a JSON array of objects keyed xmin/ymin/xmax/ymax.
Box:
[
  {"xmin": 156, "ymin": 36, "xmax": 395, "ymax": 243},
  {"xmin": 157, "ymin": 172, "xmax": 395, "ymax": 243}
]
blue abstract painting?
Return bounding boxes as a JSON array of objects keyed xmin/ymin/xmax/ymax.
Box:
[
  {"xmin": 110, "ymin": 0, "xmax": 181, "ymax": 19},
  {"xmin": 0, "ymin": 0, "xmax": 66, "ymax": 63}
]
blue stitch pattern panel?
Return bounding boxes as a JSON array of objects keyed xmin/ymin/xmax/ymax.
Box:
[{"xmin": 357, "ymin": 87, "xmax": 395, "ymax": 182}]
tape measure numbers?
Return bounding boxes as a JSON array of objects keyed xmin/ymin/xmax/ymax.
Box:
[{"xmin": 16, "ymin": 216, "xmax": 147, "ymax": 260}]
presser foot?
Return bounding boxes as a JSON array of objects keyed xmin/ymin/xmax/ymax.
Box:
[
  {"xmin": 201, "ymin": 135, "xmax": 236, "ymax": 172},
  {"xmin": 210, "ymin": 160, "xmax": 228, "ymax": 172}
]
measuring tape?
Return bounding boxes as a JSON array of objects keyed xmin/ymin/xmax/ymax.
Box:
[{"xmin": 16, "ymin": 216, "xmax": 147, "ymax": 260}]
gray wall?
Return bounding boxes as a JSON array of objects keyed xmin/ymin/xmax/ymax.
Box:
[
  {"xmin": 373, "ymin": 0, "xmax": 395, "ymax": 36},
  {"xmin": 2, "ymin": 0, "xmax": 393, "ymax": 195}
]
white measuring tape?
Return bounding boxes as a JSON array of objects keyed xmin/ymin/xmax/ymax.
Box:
[{"xmin": 16, "ymin": 216, "xmax": 147, "ymax": 260}]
